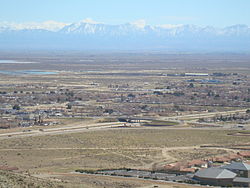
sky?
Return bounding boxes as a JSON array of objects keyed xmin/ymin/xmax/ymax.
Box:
[{"xmin": 1, "ymin": 0, "xmax": 249, "ymax": 27}]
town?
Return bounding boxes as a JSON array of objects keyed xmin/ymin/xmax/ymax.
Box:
[
  {"xmin": 0, "ymin": 53, "xmax": 250, "ymax": 187},
  {"xmin": 1, "ymin": 62, "xmax": 250, "ymax": 130}
]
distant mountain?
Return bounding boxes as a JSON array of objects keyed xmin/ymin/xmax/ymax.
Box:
[
  {"xmin": 0, "ymin": 21, "xmax": 250, "ymax": 52},
  {"xmin": 59, "ymin": 22, "xmax": 250, "ymax": 37},
  {"xmin": 0, "ymin": 21, "xmax": 68, "ymax": 32}
]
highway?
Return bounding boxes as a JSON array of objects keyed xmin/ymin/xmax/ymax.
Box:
[
  {"xmin": 0, "ymin": 108, "xmax": 248, "ymax": 140},
  {"xmin": 161, "ymin": 109, "xmax": 248, "ymax": 120},
  {"xmin": 0, "ymin": 121, "xmax": 125, "ymax": 140}
]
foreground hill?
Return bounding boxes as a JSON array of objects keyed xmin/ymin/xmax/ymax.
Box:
[{"xmin": 0, "ymin": 170, "xmax": 63, "ymax": 188}]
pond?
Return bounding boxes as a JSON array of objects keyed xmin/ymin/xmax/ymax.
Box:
[
  {"xmin": 0, "ymin": 60, "xmax": 37, "ymax": 64},
  {"xmin": 0, "ymin": 70, "xmax": 57, "ymax": 75}
]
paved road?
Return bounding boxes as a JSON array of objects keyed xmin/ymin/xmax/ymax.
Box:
[
  {"xmin": 0, "ymin": 108, "xmax": 248, "ymax": 140},
  {"xmin": 0, "ymin": 122, "xmax": 124, "ymax": 140},
  {"xmin": 161, "ymin": 109, "xmax": 248, "ymax": 120}
]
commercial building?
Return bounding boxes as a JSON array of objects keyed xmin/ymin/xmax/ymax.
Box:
[
  {"xmin": 194, "ymin": 168, "xmax": 236, "ymax": 186},
  {"xmin": 194, "ymin": 162, "xmax": 250, "ymax": 187}
]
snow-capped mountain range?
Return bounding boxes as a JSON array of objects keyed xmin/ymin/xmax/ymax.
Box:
[
  {"xmin": 59, "ymin": 22, "xmax": 250, "ymax": 37},
  {"xmin": 0, "ymin": 20, "xmax": 250, "ymax": 51},
  {"xmin": 0, "ymin": 21, "xmax": 68, "ymax": 32},
  {"xmin": 1, "ymin": 20, "xmax": 250, "ymax": 36}
]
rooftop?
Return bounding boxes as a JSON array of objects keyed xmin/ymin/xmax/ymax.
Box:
[
  {"xmin": 194, "ymin": 168, "xmax": 237, "ymax": 179},
  {"xmin": 221, "ymin": 162, "xmax": 250, "ymax": 171},
  {"xmin": 233, "ymin": 177, "xmax": 250, "ymax": 183}
]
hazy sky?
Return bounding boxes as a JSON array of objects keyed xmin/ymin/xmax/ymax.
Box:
[{"xmin": 1, "ymin": 0, "xmax": 249, "ymax": 26}]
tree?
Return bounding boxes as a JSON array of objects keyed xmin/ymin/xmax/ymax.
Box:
[
  {"xmin": 188, "ymin": 83, "xmax": 194, "ymax": 88},
  {"xmin": 67, "ymin": 104, "xmax": 72, "ymax": 109},
  {"xmin": 13, "ymin": 104, "xmax": 20, "ymax": 110},
  {"xmin": 214, "ymin": 94, "xmax": 220, "ymax": 98},
  {"xmin": 104, "ymin": 109, "xmax": 114, "ymax": 114},
  {"xmin": 153, "ymin": 91, "xmax": 163, "ymax": 95},
  {"xmin": 128, "ymin": 93, "xmax": 135, "ymax": 98}
]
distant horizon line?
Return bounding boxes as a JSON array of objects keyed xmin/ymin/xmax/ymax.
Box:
[
  {"xmin": 0, "ymin": 49, "xmax": 250, "ymax": 54},
  {"xmin": 1, "ymin": 19, "xmax": 249, "ymax": 28}
]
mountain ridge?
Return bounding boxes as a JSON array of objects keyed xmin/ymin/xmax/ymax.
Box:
[
  {"xmin": 1, "ymin": 21, "xmax": 249, "ymax": 36},
  {"xmin": 0, "ymin": 21, "xmax": 250, "ymax": 51}
]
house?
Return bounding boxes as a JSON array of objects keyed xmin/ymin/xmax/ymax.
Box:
[
  {"xmin": 164, "ymin": 162, "xmax": 188, "ymax": 172},
  {"xmin": 193, "ymin": 168, "xmax": 236, "ymax": 186},
  {"xmin": 227, "ymin": 154, "xmax": 243, "ymax": 161},
  {"xmin": 185, "ymin": 73, "xmax": 209, "ymax": 76},
  {"xmin": 238, "ymin": 151, "xmax": 250, "ymax": 158},
  {"xmin": 212, "ymin": 156, "xmax": 231, "ymax": 163},
  {"xmin": 188, "ymin": 160, "xmax": 208, "ymax": 168},
  {"xmin": 221, "ymin": 162, "xmax": 250, "ymax": 178},
  {"xmin": 165, "ymin": 160, "xmax": 208, "ymax": 172},
  {"xmin": 22, "ymin": 113, "xmax": 35, "ymax": 121},
  {"xmin": 179, "ymin": 167, "xmax": 196, "ymax": 173}
]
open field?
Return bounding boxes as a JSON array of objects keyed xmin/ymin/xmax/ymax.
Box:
[
  {"xmin": 0, "ymin": 128, "xmax": 244, "ymax": 187},
  {"xmin": 0, "ymin": 128, "xmax": 249, "ymax": 187},
  {"xmin": 0, "ymin": 129, "xmax": 249, "ymax": 171}
]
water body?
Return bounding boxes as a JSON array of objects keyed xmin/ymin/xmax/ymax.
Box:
[
  {"xmin": 0, "ymin": 60, "xmax": 37, "ymax": 64},
  {"xmin": 0, "ymin": 70, "xmax": 57, "ymax": 75}
]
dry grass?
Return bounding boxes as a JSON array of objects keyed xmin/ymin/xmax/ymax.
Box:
[
  {"xmin": 168, "ymin": 149, "xmax": 229, "ymax": 161},
  {"xmin": 0, "ymin": 170, "xmax": 65, "ymax": 188},
  {"xmin": 1, "ymin": 129, "xmax": 248, "ymax": 150},
  {"xmin": 0, "ymin": 129, "xmax": 248, "ymax": 174}
]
